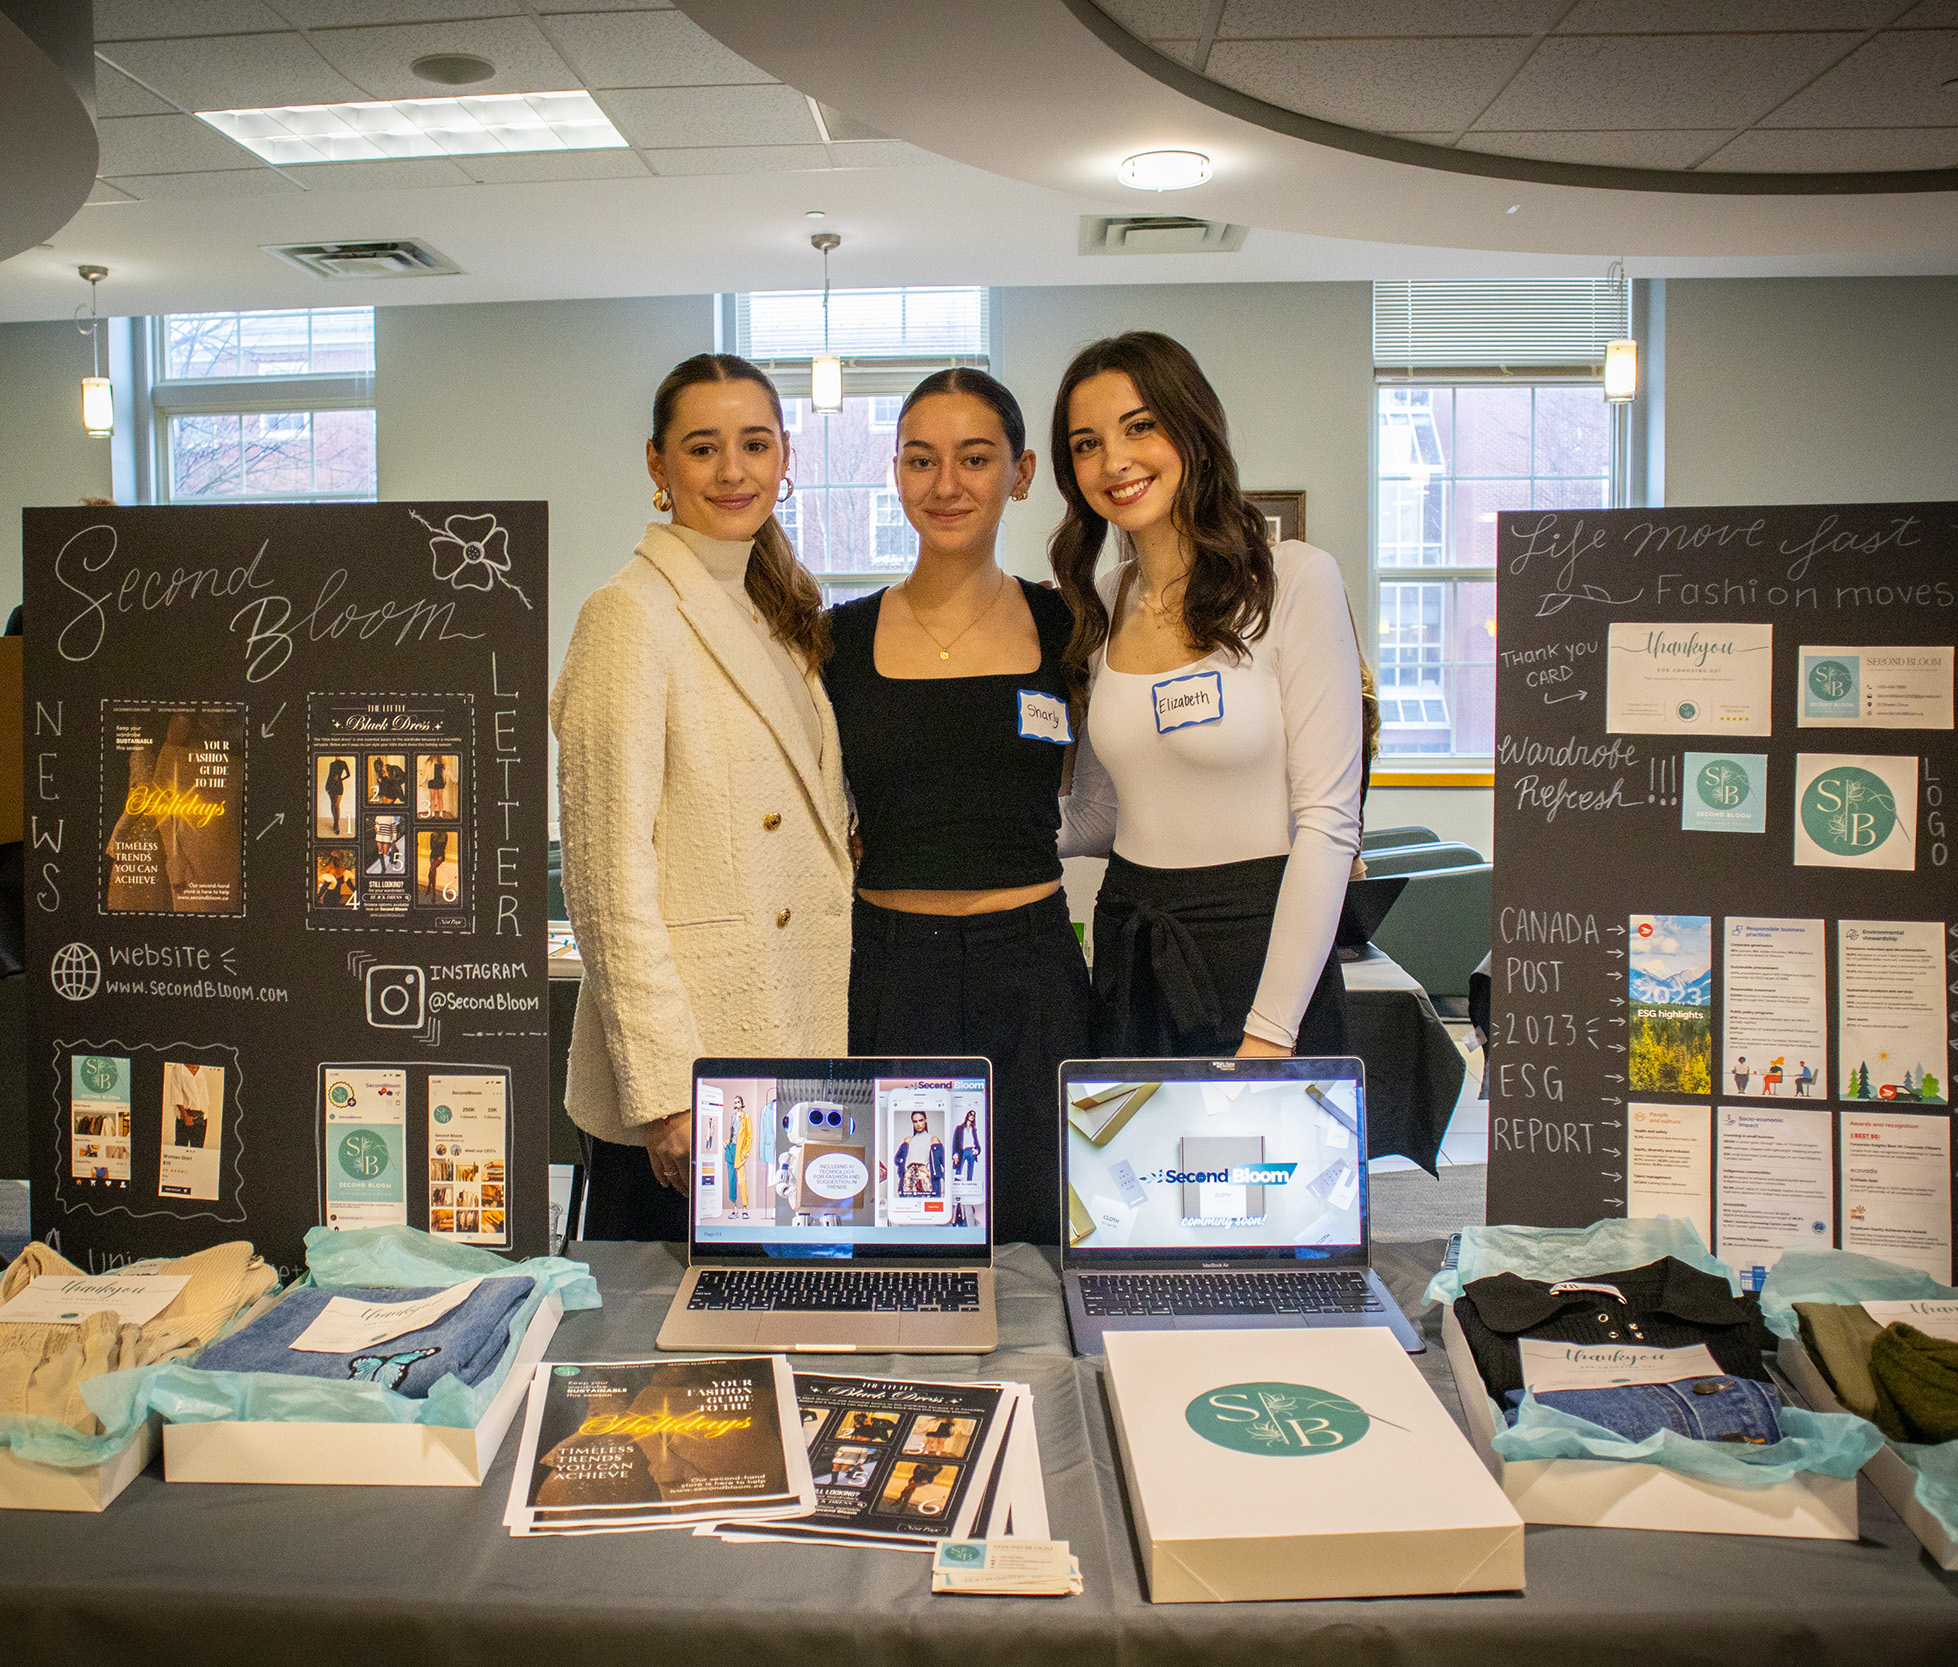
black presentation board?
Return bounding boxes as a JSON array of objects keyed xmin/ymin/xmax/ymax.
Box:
[
  {"xmin": 23, "ymin": 503, "xmax": 550, "ymax": 1276},
  {"xmin": 1487, "ymin": 501, "xmax": 1957, "ymax": 1281}
]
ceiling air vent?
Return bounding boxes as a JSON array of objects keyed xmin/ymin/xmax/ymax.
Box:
[
  {"xmin": 1079, "ymin": 215, "xmax": 1248, "ymax": 256},
  {"xmin": 263, "ymin": 239, "xmax": 463, "ymax": 280}
]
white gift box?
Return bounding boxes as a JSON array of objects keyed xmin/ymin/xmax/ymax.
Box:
[
  {"xmin": 1776, "ymin": 1334, "xmax": 1957, "ymax": 1569},
  {"xmin": 1103, "ymin": 1326, "xmax": 1524, "ymax": 1603},
  {"xmin": 0, "ymin": 1416, "xmax": 158, "ymax": 1512},
  {"xmin": 162, "ymin": 1292, "xmax": 560, "ymax": 1487},
  {"xmin": 1441, "ymin": 1302, "xmax": 1857, "ymax": 1539}
]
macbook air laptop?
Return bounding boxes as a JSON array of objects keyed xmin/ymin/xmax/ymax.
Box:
[
  {"xmin": 1060, "ymin": 1056, "xmax": 1423, "ymax": 1356},
  {"xmin": 657, "ymin": 1057, "xmax": 998, "ymax": 1355}
]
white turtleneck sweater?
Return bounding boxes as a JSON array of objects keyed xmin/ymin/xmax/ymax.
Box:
[{"xmin": 665, "ymin": 522, "xmax": 825, "ymax": 762}]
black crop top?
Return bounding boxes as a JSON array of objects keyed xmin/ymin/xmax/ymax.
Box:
[{"xmin": 823, "ymin": 579, "xmax": 1074, "ymax": 891}]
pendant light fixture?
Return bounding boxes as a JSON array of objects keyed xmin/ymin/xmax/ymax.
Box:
[
  {"xmin": 77, "ymin": 264, "xmax": 113, "ymax": 438},
  {"xmin": 1602, "ymin": 259, "xmax": 1636, "ymax": 404},
  {"xmin": 810, "ymin": 231, "xmax": 842, "ymax": 414}
]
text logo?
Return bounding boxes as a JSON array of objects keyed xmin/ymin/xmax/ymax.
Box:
[
  {"xmin": 1696, "ymin": 759, "xmax": 1751, "ymax": 810},
  {"xmin": 1800, "ymin": 766, "xmax": 1898, "ymax": 855},
  {"xmin": 1184, "ymin": 1381, "xmax": 1369, "ymax": 1457}
]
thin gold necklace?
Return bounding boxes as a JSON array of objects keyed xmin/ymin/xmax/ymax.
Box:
[{"xmin": 899, "ymin": 569, "xmax": 1009, "ymax": 661}]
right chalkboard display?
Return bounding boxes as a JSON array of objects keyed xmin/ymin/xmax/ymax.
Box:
[{"xmin": 1487, "ymin": 502, "xmax": 1957, "ymax": 1287}]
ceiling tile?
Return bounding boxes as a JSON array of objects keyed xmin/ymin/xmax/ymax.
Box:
[
  {"xmin": 279, "ymin": 2, "xmax": 523, "ymax": 22},
  {"xmin": 1459, "ymin": 129, "xmax": 1737, "ymax": 168},
  {"xmin": 1559, "ymin": 1, "xmax": 1901, "ymax": 29},
  {"xmin": 1205, "ymin": 38, "xmax": 1532, "ymax": 132},
  {"xmin": 1219, "ymin": 1, "xmax": 1567, "ymax": 37},
  {"xmin": 1760, "ymin": 31, "xmax": 1958, "ymax": 127},
  {"xmin": 543, "ymin": 11, "xmax": 776, "ymax": 88},
  {"xmin": 99, "ymin": 35, "xmax": 369, "ymax": 111},
  {"xmin": 286, "ymin": 158, "xmax": 478, "ymax": 188},
  {"xmin": 96, "ymin": 64, "xmax": 177, "ymax": 118},
  {"xmin": 84, "ymin": 180, "xmax": 140, "ymax": 204},
  {"xmin": 103, "ymin": 169, "xmax": 302, "ymax": 199},
  {"xmin": 827, "ymin": 140, "xmax": 953, "ymax": 168},
  {"xmin": 1896, "ymin": 0, "xmax": 1958, "ymax": 23},
  {"xmin": 1098, "ymin": 1, "xmax": 1211, "ymax": 35},
  {"xmin": 97, "ymin": 113, "xmax": 259, "ymax": 175},
  {"xmin": 597, "ymin": 84, "xmax": 818, "ymax": 147},
  {"xmin": 535, "ymin": 0, "xmax": 675, "ymax": 10},
  {"xmin": 94, "ymin": 0, "xmax": 285, "ymax": 40},
  {"xmin": 305, "ymin": 18, "xmax": 583, "ymax": 100},
  {"xmin": 1476, "ymin": 33, "xmax": 1861, "ymax": 131},
  {"xmin": 642, "ymin": 144, "xmax": 830, "ymax": 175},
  {"xmin": 453, "ymin": 148, "xmax": 652, "ymax": 181},
  {"xmin": 1148, "ymin": 40, "xmax": 1200, "ymax": 66},
  {"xmin": 1701, "ymin": 127, "xmax": 1958, "ymax": 171}
]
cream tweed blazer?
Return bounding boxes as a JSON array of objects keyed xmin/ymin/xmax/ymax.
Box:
[{"xmin": 550, "ymin": 523, "xmax": 851, "ymax": 1143}]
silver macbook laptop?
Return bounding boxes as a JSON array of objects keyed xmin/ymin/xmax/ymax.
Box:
[
  {"xmin": 1060, "ymin": 1056, "xmax": 1422, "ymax": 1356},
  {"xmin": 657, "ymin": 1057, "xmax": 998, "ymax": 1356}
]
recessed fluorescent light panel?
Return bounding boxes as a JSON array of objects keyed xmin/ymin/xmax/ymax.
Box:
[{"xmin": 196, "ymin": 91, "xmax": 627, "ymax": 165}]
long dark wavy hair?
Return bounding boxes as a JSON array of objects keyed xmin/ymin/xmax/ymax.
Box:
[
  {"xmin": 652, "ymin": 352, "xmax": 829, "ymax": 666},
  {"xmin": 1047, "ymin": 331, "xmax": 1274, "ymax": 682}
]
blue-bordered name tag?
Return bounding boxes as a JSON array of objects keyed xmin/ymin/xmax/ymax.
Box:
[
  {"xmin": 1017, "ymin": 688, "xmax": 1072, "ymax": 744},
  {"xmin": 1152, "ymin": 670, "xmax": 1224, "ymax": 733}
]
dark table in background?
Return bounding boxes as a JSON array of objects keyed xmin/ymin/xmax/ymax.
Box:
[{"xmin": 2, "ymin": 1240, "xmax": 1952, "ymax": 1666}]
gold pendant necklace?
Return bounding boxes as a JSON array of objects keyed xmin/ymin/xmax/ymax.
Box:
[{"xmin": 901, "ymin": 570, "xmax": 1008, "ymax": 661}]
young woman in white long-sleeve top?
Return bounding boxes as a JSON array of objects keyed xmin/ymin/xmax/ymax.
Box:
[
  {"xmin": 1052, "ymin": 331, "xmax": 1363, "ymax": 1060},
  {"xmin": 551, "ymin": 354, "xmax": 851, "ymax": 1238}
]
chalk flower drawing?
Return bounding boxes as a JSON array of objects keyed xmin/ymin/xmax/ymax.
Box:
[{"xmin": 411, "ymin": 511, "xmax": 533, "ymax": 609}]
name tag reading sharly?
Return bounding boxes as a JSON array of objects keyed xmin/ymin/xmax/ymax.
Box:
[
  {"xmin": 1017, "ymin": 689, "xmax": 1072, "ymax": 744},
  {"xmin": 1152, "ymin": 670, "xmax": 1224, "ymax": 734}
]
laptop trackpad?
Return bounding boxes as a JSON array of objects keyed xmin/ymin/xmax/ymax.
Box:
[{"xmin": 752, "ymin": 1314, "xmax": 900, "ymax": 1350}]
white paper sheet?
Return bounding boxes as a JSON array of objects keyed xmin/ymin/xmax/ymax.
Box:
[
  {"xmin": 1793, "ymin": 755, "xmax": 1918, "ymax": 871},
  {"xmin": 1714, "ymin": 1105, "xmax": 1835, "ymax": 1286},
  {"xmin": 1841, "ymin": 1111, "xmax": 1953, "ymax": 1283},
  {"xmin": 1606, "ymin": 622, "xmax": 1773, "ymax": 736},
  {"xmin": 1627, "ymin": 1103, "xmax": 1712, "ymax": 1247},
  {"xmin": 1519, "ymin": 1340, "xmax": 1721, "ymax": 1393},
  {"xmin": 1720, "ymin": 918, "xmax": 1827, "ymax": 1102},
  {"xmin": 1798, "ymin": 646, "xmax": 1954, "ymax": 729},
  {"xmin": 1837, "ymin": 920, "xmax": 1950, "ymax": 1105}
]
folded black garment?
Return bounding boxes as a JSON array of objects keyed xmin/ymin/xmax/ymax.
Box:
[{"xmin": 1455, "ymin": 1257, "xmax": 1775, "ymax": 1403}]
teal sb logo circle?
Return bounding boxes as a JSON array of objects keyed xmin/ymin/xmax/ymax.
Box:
[
  {"xmin": 1184, "ymin": 1381, "xmax": 1370, "ymax": 1456},
  {"xmin": 552, "ymin": 1365, "xmax": 580, "ymax": 1377},
  {"xmin": 1800, "ymin": 765, "xmax": 1897, "ymax": 856},
  {"xmin": 432, "ymin": 1105, "xmax": 452, "ymax": 1124},
  {"xmin": 337, "ymin": 1128, "xmax": 390, "ymax": 1180},
  {"xmin": 939, "ymin": 1542, "xmax": 985, "ymax": 1566},
  {"xmin": 1808, "ymin": 659, "xmax": 1854, "ymax": 702},
  {"xmin": 78, "ymin": 1055, "xmax": 120, "ymax": 1095},
  {"xmin": 1696, "ymin": 759, "xmax": 1750, "ymax": 810},
  {"xmin": 1676, "ymin": 700, "xmax": 1698, "ymax": 721}
]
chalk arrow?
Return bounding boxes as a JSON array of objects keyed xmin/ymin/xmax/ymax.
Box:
[
  {"xmin": 1600, "ymin": 1097, "xmax": 1623, "ymax": 1106},
  {"xmin": 220, "ymin": 948, "xmax": 237, "ymax": 975},
  {"xmin": 1599, "ymin": 1171, "xmax": 1622, "ymax": 1182},
  {"xmin": 1605, "ymin": 948, "xmax": 1624, "ymax": 958},
  {"xmin": 1600, "ymin": 1120, "xmax": 1623, "ymax": 1128},
  {"xmin": 1608, "ymin": 996, "xmax": 1625, "ymax": 1006},
  {"xmin": 255, "ymin": 812, "xmax": 285, "ymax": 842},
  {"xmin": 1543, "ymin": 689, "xmax": 1587, "ymax": 705},
  {"xmin": 1607, "ymin": 925, "xmax": 1626, "ymax": 935},
  {"xmin": 260, "ymin": 702, "xmax": 285, "ymax": 738},
  {"xmin": 1604, "ymin": 1074, "xmax": 1625, "ymax": 1083},
  {"xmin": 1601, "ymin": 1197, "xmax": 1624, "ymax": 1207},
  {"xmin": 1601, "ymin": 1147, "xmax": 1622, "ymax": 1157},
  {"xmin": 1608, "ymin": 1044, "xmax": 1627, "ymax": 1053}
]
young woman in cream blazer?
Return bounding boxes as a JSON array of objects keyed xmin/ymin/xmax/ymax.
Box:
[{"xmin": 551, "ymin": 353, "xmax": 851, "ymax": 1239}]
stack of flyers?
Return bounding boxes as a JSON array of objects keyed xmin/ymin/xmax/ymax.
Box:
[
  {"xmin": 700, "ymin": 1373, "xmax": 1049, "ymax": 1552},
  {"xmin": 931, "ymin": 1539, "xmax": 1083, "ymax": 1597},
  {"xmin": 503, "ymin": 1355, "xmax": 815, "ymax": 1536}
]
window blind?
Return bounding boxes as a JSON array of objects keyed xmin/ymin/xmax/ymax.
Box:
[
  {"xmin": 1373, "ymin": 280, "xmax": 1630, "ymax": 372},
  {"xmin": 737, "ymin": 287, "xmax": 987, "ymax": 361}
]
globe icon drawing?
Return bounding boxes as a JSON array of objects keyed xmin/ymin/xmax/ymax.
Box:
[{"xmin": 51, "ymin": 943, "xmax": 101, "ymax": 1001}]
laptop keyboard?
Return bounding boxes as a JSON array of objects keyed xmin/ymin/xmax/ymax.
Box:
[
  {"xmin": 1078, "ymin": 1268, "xmax": 1383, "ymax": 1318},
  {"xmin": 686, "ymin": 1268, "xmax": 982, "ymax": 1313}
]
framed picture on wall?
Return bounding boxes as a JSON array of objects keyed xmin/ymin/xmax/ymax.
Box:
[{"xmin": 1246, "ymin": 490, "xmax": 1307, "ymax": 546}]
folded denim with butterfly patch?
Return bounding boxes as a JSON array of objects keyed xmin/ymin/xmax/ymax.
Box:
[{"xmin": 191, "ymin": 1278, "xmax": 534, "ymax": 1398}]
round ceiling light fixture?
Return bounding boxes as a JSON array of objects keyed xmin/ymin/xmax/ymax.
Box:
[
  {"xmin": 410, "ymin": 53, "xmax": 497, "ymax": 86},
  {"xmin": 1118, "ymin": 149, "xmax": 1212, "ymax": 191}
]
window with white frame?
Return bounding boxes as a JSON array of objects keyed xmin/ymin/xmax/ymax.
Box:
[
  {"xmin": 1371, "ymin": 281, "xmax": 1627, "ymax": 758},
  {"xmin": 148, "ymin": 307, "xmax": 377, "ymax": 505},
  {"xmin": 733, "ymin": 287, "xmax": 988, "ymax": 602}
]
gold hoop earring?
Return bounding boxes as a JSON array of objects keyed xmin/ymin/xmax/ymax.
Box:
[
  {"xmin": 653, "ymin": 485, "xmax": 673, "ymax": 513},
  {"xmin": 778, "ymin": 478, "xmax": 795, "ymax": 504}
]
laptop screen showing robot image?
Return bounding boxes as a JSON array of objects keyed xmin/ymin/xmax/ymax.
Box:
[
  {"xmin": 690, "ymin": 1058, "xmax": 989, "ymax": 1259},
  {"xmin": 1063, "ymin": 1058, "xmax": 1367, "ymax": 1263}
]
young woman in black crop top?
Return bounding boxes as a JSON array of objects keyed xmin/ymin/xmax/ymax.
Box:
[{"xmin": 823, "ymin": 369, "xmax": 1089, "ymax": 1246}]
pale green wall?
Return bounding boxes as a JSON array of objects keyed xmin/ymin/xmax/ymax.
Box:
[
  {"xmin": 0, "ymin": 319, "xmax": 115, "ymax": 621},
  {"xmin": 1664, "ymin": 276, "xmax": 1958, "ymax": 508}
]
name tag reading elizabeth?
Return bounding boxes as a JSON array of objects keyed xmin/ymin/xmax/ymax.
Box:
[
  {"xmin": 1017, "ymin": 689, "xmax": 1072, "ymax": 744},
  {"xmin": 1153, "ymin": 670, "xmax": 1224, "ymax": 734}
]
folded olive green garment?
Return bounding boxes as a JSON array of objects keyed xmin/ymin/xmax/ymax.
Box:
[
  {"xmin": 1868, "ymin": 1321, "xmax": 1958, "ymax": 1446},
  {"xmin": 1794, "ymin": 1300, "xmax": 1909, "ymax": 1441}
]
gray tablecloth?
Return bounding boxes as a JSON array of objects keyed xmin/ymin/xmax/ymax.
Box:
[{"xmin": 1, "ymin": 1240, "xmax": 1953, "ymax": 1665}]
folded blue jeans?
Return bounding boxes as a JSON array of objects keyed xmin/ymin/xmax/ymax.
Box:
[
  {"xmin": 1504, "ymin": 1375, "xmax": 1782, "ymax": 1444},
  {"xmin": 191, "ymin": 1277, "xmax": 534, "ymax": 1398}
]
